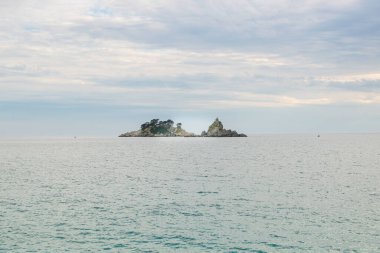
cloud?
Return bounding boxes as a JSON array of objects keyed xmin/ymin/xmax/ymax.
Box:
[
  {"xmin": 318, "ymin": 73, "xmax": 380, "ymax": 83},
  {"xmin": 0, "ymin": 0, "xmax": 379, "ymax": 111}
]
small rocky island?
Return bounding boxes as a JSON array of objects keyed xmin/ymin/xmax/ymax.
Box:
[
  {"xmin": 119, "ymin": 119, "xmax": 195, "ymax": 137},
  {"xmin": 201, "ymin": 118, "xmax": 247, "ymax": 137},
  {"xmin": 119, "ymin": 118, "xmax": 247, "ymax": 137}
]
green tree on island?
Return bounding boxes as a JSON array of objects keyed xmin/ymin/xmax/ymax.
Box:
[{"xmin": 140, "ymin": 119, "xmax": 174, "ymax": 135}]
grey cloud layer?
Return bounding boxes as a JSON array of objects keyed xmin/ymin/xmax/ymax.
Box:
[{"xmin": 0, "ymin": 0, "xmax": 379, "ymax": 108}]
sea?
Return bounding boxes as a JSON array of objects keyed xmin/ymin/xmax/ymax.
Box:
[{"xmin": 0, "ymin": 135, "xmax": 379, "ymax": 252}]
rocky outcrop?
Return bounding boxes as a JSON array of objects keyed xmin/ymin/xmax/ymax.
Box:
[
  {"xmin": 201, "ymin": 118, "xmax": 247, "ymax": 137},
  {"xmin": 119, "ymin": 130, "xmax": 143, "ymax": 137},
  {"xmin": 119, "ymin": 119, "xmax": 195, "ymax": 137}
]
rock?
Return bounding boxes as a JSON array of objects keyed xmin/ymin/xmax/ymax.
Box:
[
  {"xmin": 174, "ymin": 128, "xmax": 195, "ymax": 137},
  {"xmin": 118, "ymin": 130, "xmax": 142, "ymax": 137},
  {"xmin": 207, "ymin": 118, "xmax": 224, "ymax": 135},
  {"xmin": 203, "ymin": 118, "xmax": 247, "ymax": 137}
]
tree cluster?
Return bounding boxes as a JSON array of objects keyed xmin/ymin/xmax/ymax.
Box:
[{"xmin": 140, "ymin": 119, "xmax": 175, "ymax": 135}]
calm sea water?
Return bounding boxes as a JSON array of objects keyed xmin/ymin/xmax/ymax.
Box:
[{"xmin": 0, "ymin": 135, "xmax": 379, "ymax": 252}]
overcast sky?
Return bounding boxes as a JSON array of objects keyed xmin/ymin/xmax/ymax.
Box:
[{"xmin": 1, "ymin": 0, "xmax": 379, "ymax": 137}]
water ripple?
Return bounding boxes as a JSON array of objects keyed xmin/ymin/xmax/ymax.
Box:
[{"xmin": 0, "ymin": 135, "xmax": 379, "ymax": 252}]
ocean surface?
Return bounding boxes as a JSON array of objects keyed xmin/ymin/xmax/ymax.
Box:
[{"xmin": 0, "ymin": 135, "xmax": 379, "ymax": 252}]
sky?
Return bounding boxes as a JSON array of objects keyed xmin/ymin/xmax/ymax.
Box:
[{"xmin": 0, "ymin": 0, "xmax": 380, "ymax": 137}]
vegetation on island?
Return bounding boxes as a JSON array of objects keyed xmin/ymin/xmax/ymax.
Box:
[
  {"xmin": 119, "ymin": 119, "xmax": 194, "ymax": 137},
  {"xmin": 141, "ymin": 119, "xmax": 175, "ymax": 135}
]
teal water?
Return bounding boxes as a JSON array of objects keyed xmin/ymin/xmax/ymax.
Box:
[{"xmin": 0, "ymin": 135, "xmax": 379, "ymax": 252}]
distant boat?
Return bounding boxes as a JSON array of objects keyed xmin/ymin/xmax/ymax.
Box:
[{"xmin": 317, "ymin": 134, "xmax": 320, "ymax": 138}]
